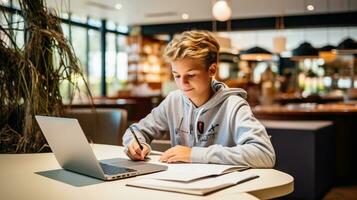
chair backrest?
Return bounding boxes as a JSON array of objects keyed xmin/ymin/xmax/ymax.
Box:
[{"xmin": 64, "ymin": 108, "xmax": 127, "ymax": 146}]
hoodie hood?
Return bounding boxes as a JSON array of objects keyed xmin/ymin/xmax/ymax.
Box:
[{"xmin": 181, "ymin": 80, "xmax": 247, "ymax": 110}]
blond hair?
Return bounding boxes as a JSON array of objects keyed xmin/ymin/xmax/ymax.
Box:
[{"xmin": 163, "ymin": 30, "xmax": 220, "ymax": 69}]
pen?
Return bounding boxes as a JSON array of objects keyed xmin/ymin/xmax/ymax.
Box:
[{"xmin": 129, "ymin": 126, "xmax": 144, "ymax": 150}]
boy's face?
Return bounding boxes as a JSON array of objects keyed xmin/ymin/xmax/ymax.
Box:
[{"xmin": 171, "ymin": 58, "xmax": 216, "ymax": 102}]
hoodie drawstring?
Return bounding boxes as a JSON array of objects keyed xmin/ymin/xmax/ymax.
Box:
[
  {"xmin": 187, "ymin": 104, "xmax": 193, "ymax": 138},
  {"xmin": 193, "ymin": 107, "xmax": 205, "ymax": 144}
]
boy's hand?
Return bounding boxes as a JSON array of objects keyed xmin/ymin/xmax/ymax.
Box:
[
  {"xmin": 126, "ymin": 141, "xmax": 150, "ymax": 161},
  {"xmin": 159, "ymin": 145, "xmax": 192, "ymax": 163}
]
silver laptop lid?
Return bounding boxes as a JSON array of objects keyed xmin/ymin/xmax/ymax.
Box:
[{"xmin": 35, "ymin": 115, "xmax": 106, "ymax": 180}]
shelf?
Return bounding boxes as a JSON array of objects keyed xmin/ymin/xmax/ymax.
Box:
[{"xmin": 126, "ymin": 35, "xmax": 170, "ymax": 85}]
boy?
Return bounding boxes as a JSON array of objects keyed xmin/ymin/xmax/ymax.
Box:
[{"xmin": 123, "ymin": 30, "xmax": 275, "ymax": 167}]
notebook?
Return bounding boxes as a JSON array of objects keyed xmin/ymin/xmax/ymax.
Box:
[
  {"xmin": 127, "ymin": 171, "xmax": 259, "ymax": 195},
  {"xmin": 126, "ymin": 163, "xmax": 257, "ymax": 195},
  {"xmin": 143, "ymin": 163, "xmax": 248, "ymax": 182}
]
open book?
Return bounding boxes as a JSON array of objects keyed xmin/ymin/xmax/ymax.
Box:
[{"xmin": 126, "ymin": 163, "xmax": 257, "ymax": 195}]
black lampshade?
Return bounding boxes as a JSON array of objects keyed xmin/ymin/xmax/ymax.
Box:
[
  {"xmin": 291, "ymin": 42, "xmax": 318, "ymax": 60},
  {"xmin": 319, "ymin": 45, "xmax": 336, "ymax": 52},
  {"xmin": 333, "ymin": 38, "xmax": 357, "ymax": 55},
  {"xmin": 240, "ymin": 46, "xmax": 271, "ymax": 54},
  {"xmin": 240, "ymin": 46, "xmax": 273, "ymax": 61}
]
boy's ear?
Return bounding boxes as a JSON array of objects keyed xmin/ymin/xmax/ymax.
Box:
[{"xmin": 208, "ymin": 63, "xmax": 217, "ymax": 77}]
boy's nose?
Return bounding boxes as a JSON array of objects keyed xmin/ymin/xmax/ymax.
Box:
[{"xmin": 180, "ymin": 76, "xmax": 189, "ymax": 85}]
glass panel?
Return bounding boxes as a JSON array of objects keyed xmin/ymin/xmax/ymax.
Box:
[
  {"xmin": 60, "ymin": 12, "xmax": 69, "ymax": 20},
  {"xmin": 71, "ymin": 25, "xmax": 88, "ymax": 99},
  {"xmin": 107, "ymin": 20, "xmax": 116, "ymax": 31},
  {"xmin": 71, "ymin": 14, "xmax": 86, "ymax": 23},
  {"xmin": 11, "ymin": 12, "xmax": 24, "ymax": 49},
  {"xmin": 106, "ymin": 34, "xmax": 129, "ymax": 96},
  {"xmin": 88, "ymin": 29, "xmax": 101, "ymax": 96},
  {"xmin": 0, "ymin": 0, "xmax": 11, "ymax": 7},
  {"xmin": 88, "ymin": 17, "xmax": 101, "ymax": 27},
  {"xmin": 117, "ymin": 25, "xmax": 129, "ymax": 34},
  {"xmin": 71, "ymin": 25, "xmax": 87, "ymax": 73},
  {"xmin": 0, "ymin": 11, "xmax": 11, "ymax": 45},
  {"xmin": 60, "ymin": 23, "xmax": 70, "ymax": 40},
  {"xmin": 117, "ymin": 34, "xmax": 128, "ymax": 81},
  {"xmin": 12, "ymin": 0, "xmax": 20, "ymax": 9},
  {"xmin": 106, "ymin": 32, "xmax": 117, "ymax": 96}
]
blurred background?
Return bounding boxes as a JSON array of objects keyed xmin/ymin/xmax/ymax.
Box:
[{"xmin": 1, "ymin": 0, "xmax": 357, "ymax": 199}]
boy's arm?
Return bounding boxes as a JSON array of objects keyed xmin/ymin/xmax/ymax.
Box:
[
  {"xmin": 190, "ymin": 103, "xmax": 276, "ymax": 168},
  {"xmin": 122, "ymin": 97, "xmax": 169, "ymax": 153}
]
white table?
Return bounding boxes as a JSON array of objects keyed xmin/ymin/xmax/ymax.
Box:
[{"xmin": 0, "ymin": 144, "xmax": 293, "ymax": 200}]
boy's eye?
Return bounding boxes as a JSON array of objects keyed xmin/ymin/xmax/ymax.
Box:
[
  {"xmin": 187, "ymin": 74, "xmax": 195, "ymax": 78},
  {"xmin": 173, "ymin": 74, "xmax": 195, "ymax": 79}
]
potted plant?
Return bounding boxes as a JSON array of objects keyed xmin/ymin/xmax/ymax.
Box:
[{"xmin": 0, "ymin": 0, "xmax": 91, "ymax": 153}]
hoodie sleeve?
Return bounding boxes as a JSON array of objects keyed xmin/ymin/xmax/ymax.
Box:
[
  {"xmin": 191, "ymin": 100, "xmax": 276, "ymax": 168},
  {"xmin": 122, "ymin": 96, "xmax": 169, "ymax": 152}
]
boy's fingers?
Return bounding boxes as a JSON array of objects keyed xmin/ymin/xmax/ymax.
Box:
[
  {"xmin": 128, "ymin": 145, "xmax": 142, "ymax": 160},
  {"xmin": 167, "ymin": 156, "xmax": 179, "ymax": 163},
  {"xmin": 133, "ymin": 142, "xmax": 143, "ymax": 155},
  {"xmin": 159, "ymin": 147, "xmax": 173, "ymax": 161},
  {"xmin": 141, "ymin": 146, "xmax": 150, "ymax": 158},
  {"xmin": 160, "ymin": 151, "xmax": 176, "ymax": 162}
]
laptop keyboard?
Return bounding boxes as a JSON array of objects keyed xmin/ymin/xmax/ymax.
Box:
[{"xmin": 100, "ymin": 163, "xmax": 137, "ymax": 175}]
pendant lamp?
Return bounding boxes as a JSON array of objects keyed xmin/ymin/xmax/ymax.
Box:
[
  {"xmin": 319, "ymin": 44, "xmax": 336, "ymax": 62},
  {"xmin": 212, "ymin": 0, "xmax": 232, "ymax": 22},
  {"xmin": 333, "ymin": 38, "xmax": 357, "ymax": 55},
  {"xmin": 291, "ymin": 42, "xmax": 319, "ymax": 61},
  {"xmin": 240, "ymin": 46, "xmax": 273, "ymax": 61}
]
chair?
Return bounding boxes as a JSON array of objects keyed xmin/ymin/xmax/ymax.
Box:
[{"xmin": 64, "ymin": 108, "xmax": 128, "ymax": 146}]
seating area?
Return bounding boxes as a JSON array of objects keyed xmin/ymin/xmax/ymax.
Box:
[{"xmin": 65, "ymin": 108, "xmax": 128, "ymax": 146}]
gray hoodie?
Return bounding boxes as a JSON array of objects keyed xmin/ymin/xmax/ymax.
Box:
[{"xmin": 123, "ymin": 80, "xmax": 275, "ymax": 168}]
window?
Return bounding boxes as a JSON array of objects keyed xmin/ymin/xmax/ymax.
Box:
[
  {"xmin": 1, "ymin": 4, "xmax": 130, "ymax": 98},
  {"xmin": 0, "ymin": 11, "xmax": 11, "ymax": 45},
  {"xmin": 117, "ymin": 35, "xmax": 128, "ymax": 81},
  {"xmin": 71, "ymin": 25, "xmax": 87, "ymax": 73},
  {"xmin": 106, "ymin": 33, "xmax": 129, "ymax": 96},
  {"xmin": 0, "ymin": 0, "xmax": 10, "ymax": 7},
  {"xmin": 61, "ymin": 23, "xmax": 70, "ymax": 39},
  {"xmin": 71, "ymin": 25, "xmax": 89, "ymax": 99},
  {"xmin": 88, "ymin": 29, "xmax": 101, "ymax": 97},
  {"xmin": 11, "ymin": 12, "xmax": 24, "ymax": 48},
  {"xmin": 106, "ymin": 32, "xmax": 117, "ymax": 96}
]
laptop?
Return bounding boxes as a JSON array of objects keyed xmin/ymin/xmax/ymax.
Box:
[{"xmin": 35, "ymin": 115, "xmax": 167, "ymax": 181}]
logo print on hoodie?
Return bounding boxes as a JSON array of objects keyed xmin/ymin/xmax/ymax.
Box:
[
  {"xmin": 197, "ymin": 121, "xmax": 204, "ymax": 134},
  {"xmin": 200, "ymin": 123, "xmax": 219, "ymax": 142}
]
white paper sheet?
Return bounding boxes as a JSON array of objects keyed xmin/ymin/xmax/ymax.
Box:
[
  {"xmin": 143, "ymin": 163, "xmax": 246, "ymax": 182},
  {"xmin": 130, "ymin": 172, "xmax": 258, "ymax": 190}
]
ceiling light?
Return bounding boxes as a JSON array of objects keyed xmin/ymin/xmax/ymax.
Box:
[
  {"xmin": 212, "ymin": 0, "xmax": 232, "ymax": 22},
  {"xmin": 319, "ymin": 45, "xmax": 336, "ymax": 62},
  {"xmin": 182, "ymin": 13, "xmax": 189, "ymax": 20},
  {"xmin": 115, "ymin": 3, "xmax": 122, "ymax": 10},
  {"xmin": 306, "ymin": 4, "xmax": 314, "ymax": 11},
  {"xmin": 273, "ymin": 36, "xmax": 287, "ymax": 53}
]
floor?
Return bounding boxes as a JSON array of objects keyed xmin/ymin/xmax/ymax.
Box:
[{"xmin": 323, "ymin": 186, "xmax": 357, "ymax": 200}]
